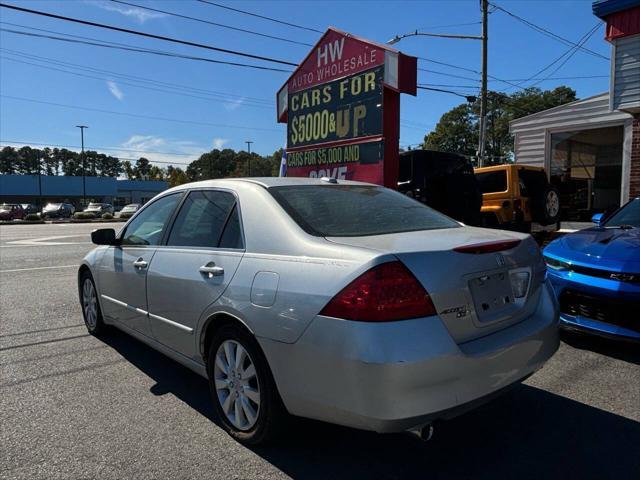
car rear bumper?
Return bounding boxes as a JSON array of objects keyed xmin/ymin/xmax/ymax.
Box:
[
  {"xmin": 546, "ymin": 269, "xmax": 640, "ymax": 341},
  {"xmin": 259, "ymin": 281, "xmax": 559, "ymax": 433}
]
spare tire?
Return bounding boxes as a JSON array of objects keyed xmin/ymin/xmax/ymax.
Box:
[{"xmin": 532, "ymin": 185, "xmax": 560, "ymax": 225}]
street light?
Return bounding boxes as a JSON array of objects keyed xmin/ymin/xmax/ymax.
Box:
[
  {"xmin": 76, "ymin": 125, "xmax": 88, "ymax": 207},
  {"xmin": 387, "ymin": 30, "xmax": 483, "ymax": 44}
]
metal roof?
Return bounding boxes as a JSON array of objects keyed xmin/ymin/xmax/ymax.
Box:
[{"xmin": 593, "ymin": 0, "xmax": 640, "ymax": 18}]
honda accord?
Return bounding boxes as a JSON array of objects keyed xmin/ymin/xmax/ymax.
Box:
[{"xmin": 79, "ymin": 178, "xmax": 559, "ymax": 444}]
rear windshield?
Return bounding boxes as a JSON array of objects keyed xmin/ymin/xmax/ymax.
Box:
[
  {"xmin": 476, "ymin": 170, "xmax": 507, "ymax": 193},
  {"xmin": 269, "ymin": 185, "xmax": 459, "ymax": 237}
]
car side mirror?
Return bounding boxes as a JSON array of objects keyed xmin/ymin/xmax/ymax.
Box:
[
  {"xmin": 591, "ymin": 213, "xmax": 604, "ymax": 225},
  {"xmin": 91, "ymin": 228, "xmax": 118, "ymax": 245}
]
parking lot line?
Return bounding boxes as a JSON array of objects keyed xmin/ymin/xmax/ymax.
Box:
[{"xmin": 0, "ymin": 264, "xmax": 78, "ymax": 273}]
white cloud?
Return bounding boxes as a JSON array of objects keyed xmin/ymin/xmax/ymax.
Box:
[
  {"xmin": 107, "ymin": 81, "xmax": 124, "ymax": 101},
  {"xmin": 115, "ymin": 135, "xmax": 205, "ymax": 168},
  {"xmin": 89, "ymin": 1, "xmax": 165, "ymax": 23},
  {"xmin": 223, "ymin": 97, "xmax": 246, "ymax": 112},
  {"xmin": 212, "ymin": 138, "xmax": 229, "ymax": 149}
]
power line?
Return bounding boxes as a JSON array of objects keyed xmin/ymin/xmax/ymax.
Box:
[
  {"xmin": 1, "ymin": 95, "xmax": 283, "ymax": 132},
  {"xmin": 421, "ymin": 83, "xmax": 482, "ymax": 89},
  {"xmin": 418, "ymin": 67, "xmax": 480, "ymax": 82},
  {"xmin": 526, "ymin": 25, "xmax": 601, "ymax": 89},
  {"xmin": 196, "ymin": 0, "xmax": 323, "ymax": 34},
  {"xmin": 1, "ymin": 55, "xmax": 274, "ymax": 110},
  {"xmin": 0, "ymin": 140, "xmax": 196, "ymax": 157},
  {"xmin": 502, "ymin": 23, "xmax": 601, "ymax": 91},
  {"xmin": 418, "ymin": 21, "xmax": 482, "ymax": 30},
  {"xmin": 490, "ymin": 2, "xmax": 609, "ymax": 61},
  {"xmin": 0, "ymin": 27, "xmax": 292, "ymax": 73},
  {"xmin": 417, "ymin": 85, "xmax": 477, "ymax": 100},
  {"xmin": 489, "ymin": 74, "xmax": 608, "ymax": 81},
  {"xmin": 0, "ymin": 3, "xmax": 298, "ymax": 66},
  {"xmin": 110, "ymin": 0, "xmax": 313, "ymax": 47},
  {"xmin": 0, "ymin": 46, "xmax": 272, "ymax": 105}
]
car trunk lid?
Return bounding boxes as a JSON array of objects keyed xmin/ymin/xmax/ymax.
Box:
[{"xmin": 326, "ymin": 226, "xmax": 545, "ymax": 343}]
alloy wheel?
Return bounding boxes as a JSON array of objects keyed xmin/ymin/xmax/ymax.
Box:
[
  {"xmin": 82, "ymin": 278, "xmax": 98, "ymax": 329},
  {"xmin": 546, "ymin": 190, "xmax": 560, "ymax": 218},
  {"xmin": 213, "ymin": 340, "xmax": 261, "ymax": 431}
]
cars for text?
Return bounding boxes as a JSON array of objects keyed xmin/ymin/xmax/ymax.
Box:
[
  {"xmin": 79, "ymin": 178, "xmax": 559, "ymax": 444},
  {"xmin": 544, "ymin": 197, "xmax": 640, "ymax": 341}
]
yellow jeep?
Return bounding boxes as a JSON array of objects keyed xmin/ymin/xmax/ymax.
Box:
[{"xmin": 474, "ymin": 164, "xmax": 560, "ymax": 232}]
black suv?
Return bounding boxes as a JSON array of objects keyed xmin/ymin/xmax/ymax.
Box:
[{"xmin": 398, "ymin": 149, "xmax": 482, "ymax": 226}]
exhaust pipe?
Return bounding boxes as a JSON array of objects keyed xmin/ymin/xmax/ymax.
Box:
[{"xmin": 408, "ymin": 423, "xmax": 435, "ymax": 442}]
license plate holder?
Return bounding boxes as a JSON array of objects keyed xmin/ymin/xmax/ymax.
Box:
[{"xmin": 469, "ymin": 271, "xmax": 513, "ymax": 321}]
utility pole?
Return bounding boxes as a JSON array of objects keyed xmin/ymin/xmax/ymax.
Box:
[
  {"xmin": 245, "ymin": 140, "xmax": 253, "ymax": 176},
  {"xmin": 76, "ymin": 125, "xmax": 88, "ymax": 207},
  {"xmin": 477, "ymin": 0, "xmax": 489, "ymax": 167}
]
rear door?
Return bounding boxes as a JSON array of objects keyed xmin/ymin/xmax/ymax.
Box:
[
  {"xmin": 97, "ymin": 192, "xmax": 183, "ymax": 336},
  {"xmin": 146, "ymin": 189, "xmax": 244, "ymax": 357}
]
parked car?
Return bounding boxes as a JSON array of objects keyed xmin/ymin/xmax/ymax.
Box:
[
  {"xmin": 0, "ymin": 203, "xmax": 25, "ymax": 220},
  {"xmin": 79, "ymin": 178, "xmax": 559, "ymax": 445},
  {"xmin": 544, "ymin": 197, "xmax": 640, "ymax": 341},
  {"xmin": 117, "ymin": 203, "xmax": 141, "ymax": 218},
  {"xmin": 20, "ymin": 203, "xmax": 38, "ymax": 215},
  {"xmin": 398, "ymin": 150, "xmax": 482, "ymax": 225},
  {"xmin": 84, "ymin": 203, "xmax": 114, "ymax": 215},
  {"xmin": 475, "ymin": 165, "xmax": 560, "ymax": 232},
  {"xmin": 42, "ymin": 203, "xmax": 74, "ymax": 219}
]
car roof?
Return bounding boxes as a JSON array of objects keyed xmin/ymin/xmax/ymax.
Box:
[{"xmin": 168, "ymin": 177, "xmax": 376, "ymax": 191}]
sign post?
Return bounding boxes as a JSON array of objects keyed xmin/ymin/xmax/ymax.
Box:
[{"xmin": 277, "ymin": 28, "xmax": 417, "ymax": 188}]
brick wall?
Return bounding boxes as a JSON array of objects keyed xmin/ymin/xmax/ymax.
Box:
[{"xmin": 631, "ymin": 115, "xmax": 640, "ymax": 199}]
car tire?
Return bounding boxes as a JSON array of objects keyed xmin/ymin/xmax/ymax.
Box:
[
  {"xmin": 79, "ymin": 270, "xmax": 108, "ymax": 336},
  {"xmin": 532, "ymin": 185, "xmax": 561, "ymax": 226},
  {"xmin": 207, "ymin": 324, "xmax": 287, "ymax": 445}
]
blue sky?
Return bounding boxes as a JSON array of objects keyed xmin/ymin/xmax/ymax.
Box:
[{"xmin": 0, "ymin": 0, "xmax": 610, "ymax": 169}]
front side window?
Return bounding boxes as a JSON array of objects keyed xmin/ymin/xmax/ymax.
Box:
[
  {"xmin": 121, "ymin": 193, "xmax": 181, "ymax": 246},
  {"xmin": 604, "ymin": 199, "xmax": 640, "ymax": 228},
  {"xmin": 270, "ymin": 185, "xmax": 459, "ymax": 237},
  {"xmin": 167, "ymin": 190, "xmax": 242, "ymax": 248}
]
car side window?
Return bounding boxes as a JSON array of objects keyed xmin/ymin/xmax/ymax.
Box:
[
  {"xmin": 121, "ymin": 193, "xmax": 181, "ymax": 246},
  {"xmin": 167, "ymin": 190, "xmax": 240, "ymax": 248},
  {"xmin": 219, "ymin": 205, "xmax": 244, "ymax": 249}
]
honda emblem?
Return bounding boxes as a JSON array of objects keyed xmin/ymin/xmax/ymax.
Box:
[{"xmin": 495, "ymin": 253, "xmax": 506, "ymax": 267}]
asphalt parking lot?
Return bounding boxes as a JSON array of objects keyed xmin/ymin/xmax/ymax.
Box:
[{"xmin": 1, "ymin": 223, "xmax": 639, "ymax": 479}]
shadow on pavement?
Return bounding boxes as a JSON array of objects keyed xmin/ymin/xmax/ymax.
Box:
[
  {"xmin": 99, "ymin": 329, "xmax": 640, "ymax": 480},
  {"xmin": 561, "ymin": 330, "xmax": 640, "ymax": 366}
]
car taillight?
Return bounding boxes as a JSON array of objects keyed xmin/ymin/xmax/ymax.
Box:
[
  {"xmin": 319, "ymin": 261, "xmax": 436, "ymax": 322},
  {"xmin": 453, "ymin": 239, "xmax": 521, "ymax": 254}
]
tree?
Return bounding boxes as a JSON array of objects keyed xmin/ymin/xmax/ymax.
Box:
[
  {"xmin": 424, "ymin": 104, "xmax": 478, "ymax": 157},
  {"xmin": 0, "ymin": 146, "xmax": 18, "ymax": 174},
  {"xmin": 134, "ymin": 157, "xmax": 151, "ymax": 179},
  {"xmin": 167, "ymin": 165, "xmax": 189, "ymax": 187},
  {"xmin": 121, "ymin": 160, "xmax": 135, "ymax": 179},
  {"xmin": 423, "ymin": 86, "xmax": 577, "ymax": 164}
]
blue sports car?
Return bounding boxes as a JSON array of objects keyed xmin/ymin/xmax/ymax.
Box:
[{"xmin": 544, "ymin": 197, "xmax": 640, "ymax": 341}]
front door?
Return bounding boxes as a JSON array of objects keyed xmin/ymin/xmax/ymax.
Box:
[
  {"xmin": 146, "ymin": 190, "xmax": 245, "ymax": 357},
  {"xmin": 97, "ymin": 192, "xmax": 182, "ymax": 336}
]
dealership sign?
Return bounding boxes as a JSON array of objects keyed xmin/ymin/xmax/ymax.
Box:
[{"xmin": 277, "ymin": 28, "xmax": 417, "ymax": 187}]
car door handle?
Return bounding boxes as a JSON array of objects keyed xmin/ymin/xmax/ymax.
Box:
[
  {"xmin": 133, "ymin": 258, "xmax": 148, "ymax": 269},
  {"xmin": 199, "ymin": 263, "xmax": 224, "ymax": 277}
]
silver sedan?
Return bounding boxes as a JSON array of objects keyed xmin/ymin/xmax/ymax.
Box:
[{"xmin": 79, "ymin": 178, "xmax": 559, "ymax": 444}]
